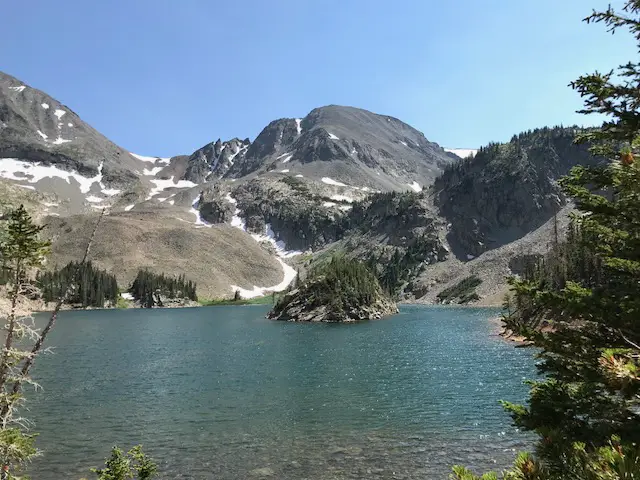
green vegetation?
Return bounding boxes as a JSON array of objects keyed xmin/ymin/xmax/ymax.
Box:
[
  {"xmin": 0, "ymin": 205, "xmax": 52, "ymax": 476},
  {"xmin": 269, "ymin": 255, "xmax": 392, "ymax": 321},
  {"xmin": 91, "ymin": 445, "xmax": 157, "ymax": 480},
  {"xmin": 129, "ymin": 270, "xmax": 197, "ymax": 308},
  {"xmin": 37, "ymin": 261, "xmax": 119, "ymax": 308},
  {"xmin": 199, "ymin": 295, "xmax": 276, "ymax": 306},
  {"xmin": 453, "ymin": 2, "xmax": 640, "ymax": 478},
  {"xmin": 436, "ymin": 275, "xmax": 481, "ymax": 304}
]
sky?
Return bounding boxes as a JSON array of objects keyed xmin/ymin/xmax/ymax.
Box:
[{"xmin": 2, "ymin": 0, "xmax": 635, "ymax": 157}]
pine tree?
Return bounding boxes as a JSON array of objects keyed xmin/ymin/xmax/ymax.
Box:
[{"xmin": 453, "ymin": 2, "xmax": 640, "ymax": 478}]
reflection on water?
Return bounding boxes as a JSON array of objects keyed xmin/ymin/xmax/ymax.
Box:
[{"xmin": 27, "ymin": 305, "xmax": 535, "ymax": 479}]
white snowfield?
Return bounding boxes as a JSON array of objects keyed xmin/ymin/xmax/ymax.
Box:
[
  {"xmin": 124, "ymin": 204, "xmax": 135, "ymax": 211},
  {"xmin": 121, "ymin": 292, "xmax": 134, "ymax": 300},
  {"xmin": 52, "ymin": 137, "xmax": 72, "ymax": 145},
  {"xmin": 0, "ymin": 158, "xmax": 120, "ymax": 197},
  {"xmin": 445, "ymin": 148, "xmax": 478, "ymax": 159},
  {"xmin": 54, "ymin": 109, "xmax": 66, "ymax": 120},
  {"xmin": 295, "ymin": 118, "xmax": 302, "ymax": 135},
  {"xmin": 190, "ymin": 195, "xmax": 213, "ymax": 228},
  {"xmin": 408, "ymin": 181, "xmax": 422, "ymax": 193},
  {"xmin": 280, "ymin": 154, "xmax": 293, "ymax": 163},
  {"xmin": 9, "ymin": 86, "xmax": 26, "ymax": 93},
  {"xmin": 37, "ymin": 130, "xmax": 48, "ymax": 140},
  {"xmin": 328, "ymin": 132, "xmax": 339, "ymax": 140},
  {"xmin": 41, "ymin": 103, "xmax": 50, "ymax": 110},
  {"xmin": 295, "ymin": 174, "xmax": 303, "ymax": 178},
  {"xmin": 130, "ymin": 153, "xmax": 171, "ymax": 164},
  {"xmin": 323, "ymin": 202, "xmax": 336, "ymax": 207},
  {"xmin": 146, "ymin": 177, "xmax": 196, "ymax": 200},
  {"xmin": 225, "ymin": 193, "xmax": 302, "ymax": 298},
  {"xmin": 321, "ymin": 177, "xmax": 347, "ymax": 187},
  {"xmin": 280, "ymin": 169, "xmax": 289, "ymax": 173}
]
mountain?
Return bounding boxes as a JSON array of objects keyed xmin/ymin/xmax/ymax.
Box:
[
  {"xmin": 183, "ymin": 105, "xmax": 455, "ymax": 192},
  {"xmin": 0, "ymin": 70, "xmax": 603, "ymax": 305},
  {"xmin": 0, "ymin": 72, "xmax": 146, "ymax": 194},
  {"xmin": 433, "ymin": 126, "xmax": 600, "ymax": 260}
]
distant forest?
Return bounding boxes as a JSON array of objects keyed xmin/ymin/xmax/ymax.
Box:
[
  {"xmin": 37, "ymin": 261, "xmax": 119, "ymax": 308},
  {"xmin": 129, "ymin": 270, "xmax": 197, "ymax": 308}
]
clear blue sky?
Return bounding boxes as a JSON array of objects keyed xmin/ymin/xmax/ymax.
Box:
[{"xmin": 3, "ymin": 0, "xmax": 634, "ymax": 156}]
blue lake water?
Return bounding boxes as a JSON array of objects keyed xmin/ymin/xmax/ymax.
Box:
[{"xmin": 26, "ymin": 305, "xmax": 536, "ymax": 479}]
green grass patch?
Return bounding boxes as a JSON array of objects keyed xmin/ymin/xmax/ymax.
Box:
[{"xmin": 199, "ymin": 295, "xmax": 277, "ymax": 307}]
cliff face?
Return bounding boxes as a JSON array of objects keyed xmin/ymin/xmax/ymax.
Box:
[{"xmin": 433, "ymin": 127, "xmax": 601, "ymax": 260}]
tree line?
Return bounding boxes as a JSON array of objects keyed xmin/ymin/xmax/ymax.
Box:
[
  {"xmin": 36, "ymin": 261, "xmax": 119, "ymax": 308},
  {"xmin": 454, "ymin": 2, "xmax": 640, "ymax": 478},
  {"xmin": 129, "ymin": 269, "xmax": 197, "ymax": 308}
]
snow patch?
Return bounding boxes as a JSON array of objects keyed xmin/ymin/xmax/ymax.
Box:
[
  {"xmin": 408, "ymin": 181, "xmax": 422, "ymax": 192},
  {"xmin": 54, "ymin": 109, "xmax": 66, "ymax": 120},
  {"xmin": 321, "ymin": 177, "xmax": 347, "ymax": 187},
  {"xmin": 52, "ymin": 137, "xmax": 72, "ymax": 145},
  {"xmin": 101, "ymin": 187, "xmax": 121, "ymax": 196},
  {"xmin": 280, "ymin": 169, "xmax": 290, "ymax": 173},
  {"xmin": 146, "ymin": 177, "xmax": 197, "ymax": 200},
  {"xmin": 9, "ymin": 86, "xmax": 25, "ymax": 93},
  {"xmin": 330, "ymin": 194, "xmax": 353, "ymax": 203},
  {"xmin": 43, "ymin": 202, "xmax": 59, "ymax": 207},
  {"xmin": 295, "ymin": 118, "xmax": 302, "ymax": 135},
  {"xmin": 190, "ymin": 195, "xmax": 213, "ymax": 228},
  {"xmin": 445, "ymin": 148, "xmax": 478, "ymax": 159},
  {"xmin": 280, "ymin": 154, "xmax": 293, "ymax": 163},
  {"xmin": 67, "ymin": 123, "xmax": 73, "ymax": 127},
  {"xmin": 41, "ymin": 103, "xmax": 50, "ymax": 110},
  {"xmin": 124, "ymin": 204, "xmax": 135, "ymax": 211},
  {"xmin": 121, "ymin": 292, "xmax": 134, "ymax": 300},
  {"xmin": 400, "ymin": 141, "xmax": 408, "ymax": 147},
  {"xmin": 130, "ymin": 153, "xmax": 171, "ymax": 164},
  {"xmin": 295, "ymin": 174, "xmax": 303, "ymax": 178},
  {"xmin": 230, "ymin": 258, "xmax": 297, "ymax": 299},
  {"xmin": 16, "ymin": 184, "xmax": 35, "ymax": 190},
  {"xmin": 37, "ymin": 130, "xmax": 48, "ymax": 140},
  {"xmin": 328, "ymin": 132, "xmax": 339, "ymax": 140},
  {"xmin": 143, "ymin": 165, "xmax": 164, "ymax": 176},
  {"xmin": 323, "ymin": 202, "xmax": 336, "ymax": 207},
  {"xmin": 86, "ymin": 195, "xmax": 103, "ymax": 203},
  {"xmin": 467, "ymin": 254, "xmax": 475, "ymax": 260},
  {"xmin": 339, "ymin": 205, "xmax": 352, "ymax": 211},
  {"xmin": 0, "ymin": 158, "xmax": 107, "ymax": 194}
]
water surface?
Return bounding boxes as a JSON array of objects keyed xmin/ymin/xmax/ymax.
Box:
[{"xmin": 28, "ymin": 305, "xmax": 535, "ymax": 479}]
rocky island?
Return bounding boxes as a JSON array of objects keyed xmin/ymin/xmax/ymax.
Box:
[{"xmin": 267, "ymin": 255, "xmax": 398, "ymax": 322}]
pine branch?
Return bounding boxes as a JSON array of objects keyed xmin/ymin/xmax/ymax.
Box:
[{"xmin": 0, "ymin": 209, "xmax": 106, "ymax": 424}]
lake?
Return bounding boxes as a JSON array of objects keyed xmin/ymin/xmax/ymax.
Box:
[{"xmin": 26, "ymin": 305, "xmax": 536, "ymax": 479}]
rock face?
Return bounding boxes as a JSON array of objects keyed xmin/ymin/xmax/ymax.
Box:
[
  {"xmin": 0, "ymin": 71, "xmax": 142, "ymax": 189},
  {"xmin": 267, "ymin": 256, "xmax": 398, "ymax": 322},
  {"xmin": 433, "ymin": 126, "xmax": 601, "ymax": 260},
  {"xmin": 183, "ymin": 137, "xmax": 250, "ymax": 183},
  {"xmin": 226, "ymin": 105, "xmax": 454, "ymax": 190}
]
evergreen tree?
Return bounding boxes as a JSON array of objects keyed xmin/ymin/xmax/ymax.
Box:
[
  {"xmin": 129, "ymin": 270, "xmax": 198, "ymax": 307},
  {"xmin": 453, "ymin": 2, "xmax": 640, "ymax": 478}
]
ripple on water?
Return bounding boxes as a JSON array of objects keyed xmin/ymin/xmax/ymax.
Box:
[{"xmin": 27, "ymin": 305, "xmax": 536, "ymax": 479}]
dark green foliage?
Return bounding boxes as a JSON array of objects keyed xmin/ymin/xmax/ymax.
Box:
[
  {"xmin": 36, "ymin": 261, "xmax": 119, "ymax": 308},
  {"xmin": 453, "ymin": 2, "xmax": 640, "ymax": 478},
  {"xmin": 434, "ymin": 125, "xmax": 602, "ymax": 258},
  {"xmin": 436, "ymin": 276, "xmax": 481, "ymax": 304},
  {"xmin": 270, "ymin": 255, "xmax": 388, "ymax": 320},
  {"xmin": 129, "ymin": 270, "xmax": 197, "ymax": 308},
  {"xmin": 92, "ymin": 445, "xmax": 157, "ymax": 480}
]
